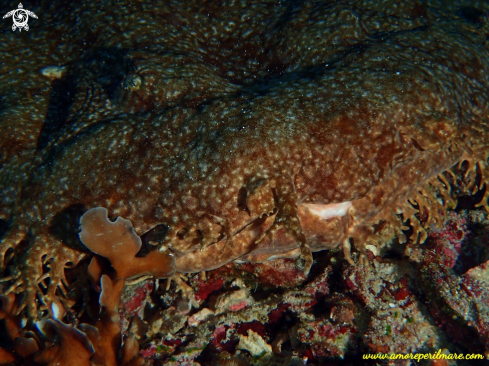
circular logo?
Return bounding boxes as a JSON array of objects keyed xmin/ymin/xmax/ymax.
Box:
[
  {"xmin": 12, "ymin": 8, "xmax": 29, "ymax": 30},
  {"xmin": 3, "ymin": 3, "xmax": 38, "ymax": 32}
]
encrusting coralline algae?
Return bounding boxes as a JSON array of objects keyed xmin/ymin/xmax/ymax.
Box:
[{"xmin": 0, "ymin": 0, "xmax": 489, "ymax": 364}]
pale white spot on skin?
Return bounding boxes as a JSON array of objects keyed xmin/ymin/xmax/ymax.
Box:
[{"xmin": 300, "ymin": 201, "xmax": 352, "ymax": 220}]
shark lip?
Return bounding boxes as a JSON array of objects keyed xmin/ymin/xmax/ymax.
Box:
[{"xmin": 299, "ymin": 202, "xmax": 352, "ymax": 220}]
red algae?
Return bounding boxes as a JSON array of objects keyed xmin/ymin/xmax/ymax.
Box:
[
  {"xmin": 192, "ymin": 277, "xmax": 224, "ymax": 302},
  {"xmin": 236, "ymin": 321, "xmax": 268, "ymax": 338},
  {"xmin": 267, "ymin": 303, "xmax": 289, "ymax": 324},
  {"xmin": 427, "ymin": 212, "xmax": 469, "ymax": 268},
  {"xmin": 139, "ymin": 345, "xmax": 157, "ymax": 359},
  {"xmin": 209, "ymin": 325, "xmax": 235, "ymax": 353},
  {"xmin": 236, "ymin": 259, "xmax": 307, "ymax": 288},
  {"xmin": 122, "ymin": 281, "xmax": 154, "ymax": 315},
  {"xmin": 228, "ymin": 300, "xmax": 250, "ymax": 312},
  {"xmin": 420, "ymin": 210, "xmax": 489, "ymax": 354}
]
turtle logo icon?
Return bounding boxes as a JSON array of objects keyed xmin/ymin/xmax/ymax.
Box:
[{"xmin": 3, "ymin": 3, "xmax": 37, "ymax": 31}]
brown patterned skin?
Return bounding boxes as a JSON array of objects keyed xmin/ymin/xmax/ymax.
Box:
[{"xmin": 0, "ymin": 0, "xmax": 488, "ymax": 320}]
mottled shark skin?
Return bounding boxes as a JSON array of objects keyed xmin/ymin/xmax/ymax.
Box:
[{"xmin": 0, "ymin": 0, "xmax": 488, "ymax": 322}]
